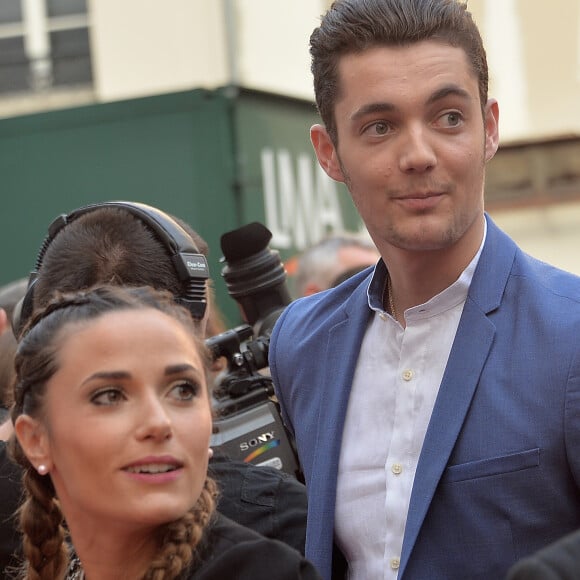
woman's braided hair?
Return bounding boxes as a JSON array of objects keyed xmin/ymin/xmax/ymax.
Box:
[
  {"xmin": 147, "ymin": 478, "xmax": 218, "ymax": 580},
  {"xmin": 8, "ymin": 285, "xmax": 217, "ymax": 579}
]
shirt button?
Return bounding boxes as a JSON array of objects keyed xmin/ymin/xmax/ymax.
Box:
[
  {"xmin": 402, "ymin": 369, "xmax": 414, "ymax": 381},
  {"xmin": 390, "ymin": 557, "xmax": 400, "ymax": 570},
  {"xmin": 391, "ymin": 463, "xmax": 403, "ymax": 475},
  {"xmin": 379, "ymin": 312, "xmax": 388, "ymax": 321}
]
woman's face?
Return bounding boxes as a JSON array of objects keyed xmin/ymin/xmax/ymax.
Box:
[{"xmin": 19, "ymin": 308, "xmax": 212, "ymax": 533}]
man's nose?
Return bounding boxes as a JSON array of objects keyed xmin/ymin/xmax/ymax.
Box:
[{"xmin": 398, "ymin": 124, "xmax": 437, "ymax": 173}]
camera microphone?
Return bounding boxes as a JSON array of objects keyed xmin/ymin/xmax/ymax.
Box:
[
  {"xmin": 220, "ymin": 222, "xmax": 291, "ymax": 337},
  {"xmin": 210, "ymin": 222, "xmax": 301, "ymax": 478}
]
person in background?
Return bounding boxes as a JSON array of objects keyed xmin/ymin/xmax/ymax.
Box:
[
  {"xmin": 0, "ymin": 331, "xmax": 17, "ymax": 429},
  {"xmin": 268, "ymin": 1, "xmax": 580, "ymax": 579},
  {"xmin": 8, "ymin": 284, "xmax": 321, "ymax": 579},
  {"xmin": 0, "ymin": 327, "xmax": 21, "ymax": 573},
  {"xmin": 0, "ymin": 279, "xmax": 28, "ymax": 328},
  {"xmin": 0, "ymin": 279, "xmax": 27, "ymax": 575},
  {"xmin": 0, "ymin": 278, "xmax": 28, "ymax": 429},
  {"xmin": 293, "ymin": 233, "xmax": 379, "ymax": 297}
]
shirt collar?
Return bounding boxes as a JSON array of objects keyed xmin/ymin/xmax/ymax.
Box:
[{"xmin": 367, "ymin": 219, "xmax": 488, "ymax": 316}]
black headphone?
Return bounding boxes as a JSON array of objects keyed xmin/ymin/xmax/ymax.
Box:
[{"xmin": 12, "ymin": 201, "xmax": 209, "ymax": 337}]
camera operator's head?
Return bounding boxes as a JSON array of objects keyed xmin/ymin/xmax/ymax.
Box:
[
  {"xmin": 13, "ymin": 202, "xmax": 213, "ymax": 339},
  {"xmin": 294, "ymin": 233, "xmax": 379, "ymax": 297}
]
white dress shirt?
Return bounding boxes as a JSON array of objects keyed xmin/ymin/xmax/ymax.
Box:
[{"xmin": 335, "ymin": 227, "xmax": 486, "ymax": 579}]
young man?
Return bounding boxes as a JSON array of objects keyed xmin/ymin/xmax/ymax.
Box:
[{"xmin": 269, "ymin": 1, "xmax": 580, "ymax": 579}]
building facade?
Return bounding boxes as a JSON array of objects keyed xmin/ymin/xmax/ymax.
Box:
[{"xmin": 1, "ymin": 0, "xmax": 579, "ymax": 284}]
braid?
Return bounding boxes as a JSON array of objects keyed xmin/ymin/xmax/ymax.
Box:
[
  {"xmin": 146, "ymin": 477, "xmax": 218, "ymax": 580},
  {"xmin": 19, "ymin": 469, "xmax": 68, "ymax": 580},
  {"xmin": 7, "ymin": 285, "xmax": 216, "ymax": 580}
]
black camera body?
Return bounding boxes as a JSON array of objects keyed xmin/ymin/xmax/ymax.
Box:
[{"xmin": 208, "ymin": 223, "xmax": 301, "ymax": 480}]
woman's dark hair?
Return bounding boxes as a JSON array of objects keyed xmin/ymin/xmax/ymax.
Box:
[
  {"xmin": 33, "ymin": 207, "xmax": 208, "ymax": 312},
  {"xmin": 310, "ymin": 0, "xmax": 489, "ymax": 144},
  {"xmin": 9, "ymin": 285, "xmax": 217, "ymax": 580}
]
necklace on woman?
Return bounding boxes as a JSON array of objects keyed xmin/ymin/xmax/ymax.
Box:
[{"xmin": 66, "ymin": 555, "xmax": 85, "ymax": 580}]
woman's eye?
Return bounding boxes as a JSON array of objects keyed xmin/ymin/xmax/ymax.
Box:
[
  {"xmin": 91, "ymin": 388, "xmax": 124, "ymax": 406},
  {"xmin": 169, "ymin": 381, "xmax": 200, "ymax": 402}
]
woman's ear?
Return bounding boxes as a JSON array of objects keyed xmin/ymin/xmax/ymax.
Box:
[{"xmin": 14, "ymin": 415, "xmax": 52, "ymax": 473}]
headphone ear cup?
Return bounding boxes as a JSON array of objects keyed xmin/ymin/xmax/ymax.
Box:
[
  {"xmin": 10, "ymin": 297, "xmax": 24, "ymax": 338},
  {"xmin": 14, "ymin": 202, "xmax": 209, "ymax": 333},
  {"xmin": 11, "ymin": 278, "xmax": 36, "ymax": 338}
]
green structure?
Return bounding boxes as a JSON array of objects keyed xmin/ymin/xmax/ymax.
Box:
[{"xmin": 0, "ymin": 88, "xmax": 363, "ymax": 325}]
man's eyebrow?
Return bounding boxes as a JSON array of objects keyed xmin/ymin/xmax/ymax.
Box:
[
  {"xmin": 350, "ymin": 102, "xmax": 395, "ymax": 122},
  {"xmin": 426, "ymin": 84, "xmax": 471, "ymax": 106},
  {"xmin": 349, "ymin": 85, "xmax": 472, "ymax": 122}
]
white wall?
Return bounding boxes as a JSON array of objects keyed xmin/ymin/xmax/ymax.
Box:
[
  {"xmin": 233, "ymin": 0, "xmax": 320, "ymax": 100},
  {"xmin": 3, "ymin": 0, "xmax": 580, "ymax": 141},
  {"xmin": 472, "ymin": 0, "xmax": 580, "ymax": 144},
  {"xmin": 88, "ymin": 0, "xmax": 580, "ymax": 142},
  {"xmin": 89, "ymin": 0, "xmax": 229, "ymax": 100},
  {"xmin": 489, "ymin": 201, "xmax": 580, "ymax": 275},
  {"xmin": 88, "ymin": 0, "xmax": 321, "ymax": 102}
]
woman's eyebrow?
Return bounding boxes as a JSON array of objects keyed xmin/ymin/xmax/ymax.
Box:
[{"xmin": 82, "ymin": 370, "xmax": 130, "ymax": 385}]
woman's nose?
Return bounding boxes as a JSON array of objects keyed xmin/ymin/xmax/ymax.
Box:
[{"xmin": 135, "ymin": 395, "xmax": 173, "ymax": 441}]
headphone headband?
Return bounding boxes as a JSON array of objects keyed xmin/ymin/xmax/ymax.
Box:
[{"xmin": 12, "ymin": 201, "xmax": 209, "ymax": 337}]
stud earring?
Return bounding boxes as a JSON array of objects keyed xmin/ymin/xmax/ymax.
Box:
[
  {"xmin": 208, "ymin": 448, "xmax": 214, "ymax": 460},
  {"xmin": 37, "ymin": 465, "xmax": 48, "ymax": 475}
]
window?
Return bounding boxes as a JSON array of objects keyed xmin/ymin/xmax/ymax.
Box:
[{"xmin": 0, "ymin": 0, "xmax": 91, "ymax": 95}]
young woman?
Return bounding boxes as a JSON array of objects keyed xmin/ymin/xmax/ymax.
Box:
[{"xmin": 8, "ymin": 285, "xmax": 320, "ymax": 580}]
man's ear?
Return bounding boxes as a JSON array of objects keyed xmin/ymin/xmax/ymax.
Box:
[
  {"xmin": 484, "ymin": 98, "xmax": 500, "ymax": 162},
  {"xmin": 14, "ymin": 415, "xmax": 52, "ymax": 473},
  {"xmin": 310, "ymin": 124, "xmax": 345, "ymax": 182}
]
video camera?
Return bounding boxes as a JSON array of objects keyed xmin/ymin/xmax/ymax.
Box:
[{"xmin": 208, "ymin": 222, "xmax": 302, "ymax": 480}]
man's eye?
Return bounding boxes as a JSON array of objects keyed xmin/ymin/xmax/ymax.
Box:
[
  {"xmin": 442, "ymin": 112, "xmax": 462, "ymax": 127},
  {"xmin": 169, "ymin": 381, "xmax": 200, "ymax": 402},
  {"xmin": 373, "ymin": 122, "xmax": 389, "ymax": 135},
  {"xmin": 366, "ymin": 121, "xmax": 390, "ymax": 135},
  {"xmin": 91, "ymin": 389, "xmax": 124, "ymax": 406}
]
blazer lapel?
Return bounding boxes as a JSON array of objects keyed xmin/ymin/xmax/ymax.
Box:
[
  {"xmin": 399, "ymin": 299, "xmax": 496, "ymax": 575},
  {"xmin": 399, "ymin": 215, "xmax": 517, "ymax": 576}
]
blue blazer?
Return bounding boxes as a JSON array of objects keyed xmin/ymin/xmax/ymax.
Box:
[{"xmin": 269, "ymin": 216, "xmax": 580, "ymax": 580}]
